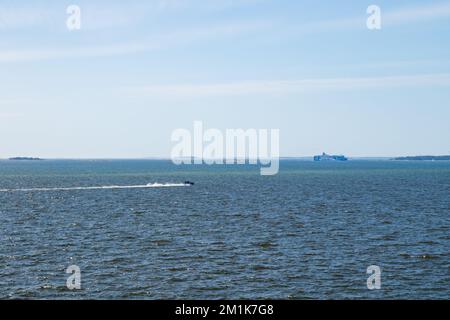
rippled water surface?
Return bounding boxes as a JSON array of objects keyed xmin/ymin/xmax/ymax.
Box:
[{"xmin": 0, "ymin": 160, "xmax": 449, "ymax": 299}]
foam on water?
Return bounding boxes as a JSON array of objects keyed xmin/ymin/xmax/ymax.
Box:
[{"xmin": 0, "ymin": 182, "xmax": 189, "ymax": 192}]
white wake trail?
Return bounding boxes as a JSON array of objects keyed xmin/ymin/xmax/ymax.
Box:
[{"xmin": 0, "ymin": 183, "xmax": 190, "ymax": 193}]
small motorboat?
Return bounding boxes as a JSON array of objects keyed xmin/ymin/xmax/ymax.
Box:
[{"xmin": 184, "ymin": 181, "xmax": 195, "ymax": 186}]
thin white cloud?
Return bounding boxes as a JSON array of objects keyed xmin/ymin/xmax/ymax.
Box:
[
  {"xmin": 0, "ymin": 0, "xmax": 266, "ymax": 30},
  {"xmin": 0, "ymin": 6, "xmax": 48, "ymax": 29},
  {"xmin": 0, "ymin": 3, "xmax": 142, "ymax": 30},
  {"xmin": 1, "ymin": 1, "xmax": 449, "ymax": 32},
  {"xmin": 125, "ymin": 74, "xmax": 450, "ymax": 97},
  {"xmin": 290, "ymin": 1, "xmax": 450, "ymax": 34},
  {"xmin": 384, "ymin": 2, "xmax": 450, "ymax": 25},
  {"xmin": 156, "ymin": 0, "xmax": 265, "ymax": 11},
  {"xmin": 0, "ymin": 43, "xmax": 159, "ymax": 62},
  {"xmin": 1, "ymin": 1, "xmax": 449, "ymax": 62},
  {"xmin": 0, "ymin": 20, "xmax": 268, "ymax": 62}
]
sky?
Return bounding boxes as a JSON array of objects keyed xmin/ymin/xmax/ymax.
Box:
[{"xmin": 1, "ymin": 0, "xmax": 450, "ymax": 158}]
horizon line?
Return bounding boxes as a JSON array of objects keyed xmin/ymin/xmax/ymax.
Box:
[{"xmin": 2, "ymin": 155, "xmax": 449, "ymax": 161}]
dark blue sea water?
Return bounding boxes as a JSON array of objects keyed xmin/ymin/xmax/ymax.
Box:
[{"xmin": 0, "ymin": 160, "xmax": 449, "ymax": 299}]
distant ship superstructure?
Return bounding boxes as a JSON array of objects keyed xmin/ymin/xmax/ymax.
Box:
[{"xmin": 314, "ymin": 153, "xmax": 348, "ymax": 161}]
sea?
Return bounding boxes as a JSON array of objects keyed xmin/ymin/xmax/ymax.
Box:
[{"xmin": 0, "ymin": 159, "xmax": 449, "ymax": 299}]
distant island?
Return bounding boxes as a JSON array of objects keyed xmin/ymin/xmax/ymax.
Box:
[
  {"xmin": 393, "ymin": 155, "xmax": 450, "ymax": 161},
  {"xmin": 8, "ymin": 157, "xmax": 43, "ymax": 161},
  {"xmin": 314, "ymin": 152, "xmax": 348, "ymax": 161}
]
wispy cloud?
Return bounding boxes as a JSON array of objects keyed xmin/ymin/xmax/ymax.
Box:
[
  {"xmin": 0, "ymin": 20, "xmax": 268, "ymax": 62},
  {"xmin": 1, "ymin": 1, "xmax": 449, "ymax": 62},
  {"xmin": 0, "ymin": 43, "xmax": 160, "ymax": 62},
  {"xmin": 384, "ymin": 2, "xmax": 450, "ymax": 25},
  {"xmin": 125, "ymin": 74, "xmax": 450, "ymax": 97},
  {"xmin": 0, "ymin": 0, "xmax": 265, "ymax": 30},
  {"xmin": 0, "ymin": 3, "xmax": 143, "ymax": 30},
  {"xmin": 0, "ymin": 5, "xmax": 49, "ymax": 29},
  {"xmin": 155, "ymin": 0, "xmax": 265, "ymax": 11},
  {"xmin": 290, "ymin": 1, "xmax": 450, "ymax": 34},
  {"xmin": 2, "ymin": 1, "xmax": 449, "ymax": 32}
]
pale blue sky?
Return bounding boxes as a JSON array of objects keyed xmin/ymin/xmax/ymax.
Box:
[{"xmin": 1, "ymin": 0, "xmax": 450, "ymax": 158}]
